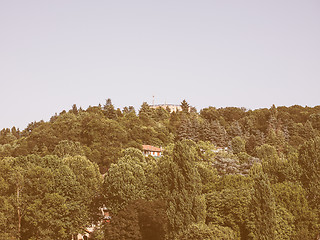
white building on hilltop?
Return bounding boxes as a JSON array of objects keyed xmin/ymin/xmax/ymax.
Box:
[{"xmin": 150, "ymin": 104, "xmax": 183, "ymax": 113}]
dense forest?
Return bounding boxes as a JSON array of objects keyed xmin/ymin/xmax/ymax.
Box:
[{"xmin": 1, "ymin": 99, "xmax": 320, "ymax": 239}]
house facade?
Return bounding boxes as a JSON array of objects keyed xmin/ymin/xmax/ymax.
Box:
[{"xmin": 142, "ymin": 145, "xmax": 162, "ymax": 157}]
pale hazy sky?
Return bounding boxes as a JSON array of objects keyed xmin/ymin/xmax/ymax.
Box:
[{"xmin": 1, "ymin": 0, "xmax": 319, "ymax": 129}]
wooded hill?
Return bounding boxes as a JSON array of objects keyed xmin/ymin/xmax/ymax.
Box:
[{"xmin": 1, "ymin": 100, "xmax": 320, "ymax": 239}]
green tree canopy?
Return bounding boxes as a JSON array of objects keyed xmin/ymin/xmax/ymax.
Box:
[
  {"xmin": 158, "ymin": 140, "xmax": 205, "ymax": 237},
  {"xmin": 0, "ymin": 154, "xmax": 102, "ymax": 239}
]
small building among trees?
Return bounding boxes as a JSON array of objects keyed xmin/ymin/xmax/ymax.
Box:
[
  {"xmin": 150, "ymin": 104, "xmax": 183, "ymax": 113},
  {"xmin": 142, "ymin": 145, "xmax": 162, "ymax": 157}
]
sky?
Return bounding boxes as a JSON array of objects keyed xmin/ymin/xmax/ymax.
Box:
[{"xmin": 0, "ymin": 0, "xmax": 319, "ymax": 129}]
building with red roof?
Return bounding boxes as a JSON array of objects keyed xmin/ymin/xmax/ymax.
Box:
[{"xmin": 142, "ymin": 145, "xmax": 162, "ymax": 157}]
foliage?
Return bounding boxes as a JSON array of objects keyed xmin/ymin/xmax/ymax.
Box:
[
  {"xmin": 248, "ymin": 167, "xmax": 276, "ymax": 240},
  {"xmin": 0, "ymin": 154, "xmax": 102, "ymax": 239},
  {"xmin": 176, "ymin": 223, "xmax": 238, "ymax": 240},
  {"xmin": 1, "ymin": 100, "xmax": 320, "ymax": 239},
  {"xmin": 231, "ymin": 136, "xmax": 246, "ymax": 154},
  {"xmin": 105, "ymin": 199, "xmax": 167, "ymax": 240},
  {"xmin": 53, "ymin": 140, "xmax": 85, "ymax": 157},
  {"xmin": 157, "ymin": 140, "xmax": 205, "ymax": 237},
  {"xmin": 206, "ymin": 174, "xmax": 252, "ymax": 238},
  {"xmin": 176, "ymin": 223, "xmax": 214, "ymax": 240},
  {"xmin": 103, "ymin": 152, "xmax": 147, "ymax": 213}
]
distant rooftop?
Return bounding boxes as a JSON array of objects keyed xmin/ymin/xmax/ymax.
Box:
[{"xmin": 142, "ymin": 145, "xmax": 162, "ymax": 152}]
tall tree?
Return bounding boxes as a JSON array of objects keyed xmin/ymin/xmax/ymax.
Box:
[
  {"xmin": 248, "ymin": 167, "xmax": 276, "ymax": 240},
  {"xmin": 272, "ymin": 182, "xmax": 317, "ymax": 240},
  {"xmin": 231, "ymin": 136, "xmax": 246, "ymax": 154},
  {"xmin": 180, "ymin": 99, "xmax": 190, "ymax": 113},
  {"xmin": 158, "ymin": 140, "xmax": 205, "ymax": 237},
  {"xmin": 177, "ymin": 116, "xmax": 199, "ymax": 141},
  {"xmin": 103, "ymin": 98, "xmax": 117, "ymax": 120},
  {"xmin": 139, "ymin": 102, "xmax": 153, "ymax": 119},
  {"xmin": 105, "ymin": 199, "xmax": 167, "ymax": 240},
  {"xmin": 210, "ymin": 120, "xmax": 227, "ymax": 147},
  {"xmin": 103, "ymin": 148, "xmax": 147, "ymax": 213},
  {"xmin": 206, "ymin": 175, "xmax": 252, "ymax": 239},
  {"xmin": 0, "ymin": 155, "xmax": 102, "ymax": 239},
  {"xmin": 298, "ymin": 137, "xmax": 320, "ymax": 226}
]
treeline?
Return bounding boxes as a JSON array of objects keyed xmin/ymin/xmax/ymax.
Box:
[
  {"xmin": 1, "ymin": 100, "xmax": 320, "ymax": 172},
  {"xmin": 1, "ymin": 100, "xmax": 320, "ymax": 239}
]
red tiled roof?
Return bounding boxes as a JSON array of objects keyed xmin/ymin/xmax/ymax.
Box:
[{"xmin": 142, "ymin": 145, "xmax": 162, "ymax": 152}]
